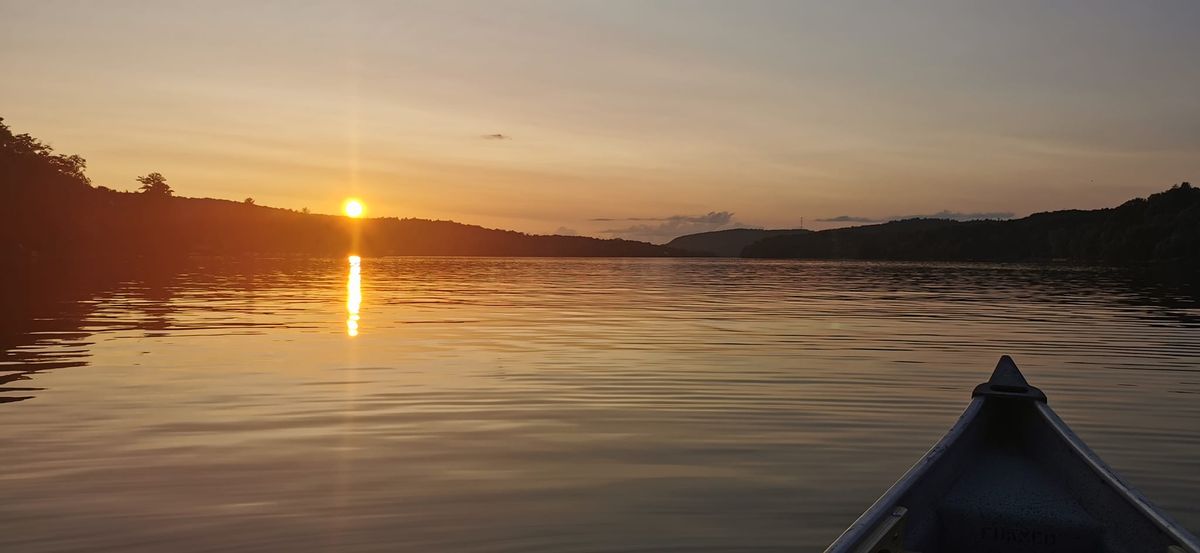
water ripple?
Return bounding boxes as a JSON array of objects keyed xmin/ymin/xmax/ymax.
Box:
[{"xmin": 0, "ymin": 258, "xmax": 1197, "ymax": 551}]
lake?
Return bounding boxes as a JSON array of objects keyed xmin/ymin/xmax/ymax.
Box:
[{"xmin": 2, "ymin": 257, "xmax": 1198, "ymax": 552}]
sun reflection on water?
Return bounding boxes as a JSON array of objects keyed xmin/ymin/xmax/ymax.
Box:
[{"xmin": 347, "ymin": 255, "xmax": 361, "ymax": 337}]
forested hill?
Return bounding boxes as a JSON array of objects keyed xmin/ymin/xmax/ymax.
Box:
[
  {"xmin": 1, "ymin": 118, "xmax": 681, "ymax": 259},
  {"xmin": 744, "ymin": 185, "xmax": 1200, "ymax": 264},
  {"xmin": 666, "ymin": 228, "xmax": 809, "ymax": 256}
]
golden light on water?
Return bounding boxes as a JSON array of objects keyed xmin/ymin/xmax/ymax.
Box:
[
  {"xmin": 347, "ymin": 255, "xmax": 362, "ymax": 337},
  {"xmin": 343, "ymin": 199, "xmax": 365, "ymax": 218}
]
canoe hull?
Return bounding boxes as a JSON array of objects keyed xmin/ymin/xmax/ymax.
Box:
[{"xmin": 825, "ymin": 356, "xmax": 1200, "ymax": 553}]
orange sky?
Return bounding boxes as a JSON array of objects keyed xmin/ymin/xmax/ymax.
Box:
[{"xmin": 2, "ymin": 1, "xmax": 1197, "ymax": 242}]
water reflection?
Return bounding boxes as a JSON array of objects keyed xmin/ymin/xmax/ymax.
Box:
[
  {"xmin": 0, "ymin": 258, "xmax": 1198, "ymax": 552},
  {"xmin": 347, "ymin": 255, "xmax": 362, "ymax": 337}
]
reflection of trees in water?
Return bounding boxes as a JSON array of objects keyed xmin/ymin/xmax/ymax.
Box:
[
  {"xmin": 0, "ymin": 257, "xmax": 185, "ymax": 403},
  {"xmin": 127, "ymin": 268, "xmax": 180, "ymax": 337},
  {"xmin": 1, "ymin": 264, "xmax": 98, "ymax": 403},
  {"xmin": 0, "ymin": 256, "xmax": 340, "ymax": 403},
  {"xmin": 836, "ymin": 262, "xmax": 1199, "ymax": 328}
]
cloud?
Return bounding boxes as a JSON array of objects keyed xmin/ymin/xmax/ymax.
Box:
[
  {"xmin": 596, "ymin": 211, "xmax": 740, "ymax": 243},
  {"xmin": 817, "ymin": 211, "xmax": 1015, "ymax": 225},
  {"xmin": 590, "ymin": 212, "xmax": 735, "ymax": 224},
  {"xmin": 482, "ymin": 133, "xmax": 510, "ymax": 140},
  {"xmin": 553, "ymin": 226, "xmax": 578, "ymax": 236}
]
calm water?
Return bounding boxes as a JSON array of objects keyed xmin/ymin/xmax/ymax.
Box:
[{"xmin": 2, "ymin": 257, "xmax": 1198, "ymax": 552}]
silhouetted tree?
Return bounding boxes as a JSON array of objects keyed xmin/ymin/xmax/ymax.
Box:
[
  {"xmin": 244, "ymin": 197, "xmax": 255, "ymax": 205},
  {"xmin": 301, "ymin": 207, "xmax": 310, "ymax": 214},
  {"xmin": 136, "ymin": 172, "xmax": 173, "ymax": 197},
  {"xmin": 1, "ymin": 117, "xmax": 90, "ymax": 189}
]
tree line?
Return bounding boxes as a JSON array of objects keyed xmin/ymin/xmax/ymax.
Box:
[
  {"xmin": 743, "ymin": 184, "xmax": 1199, "ymax": 264},
  {"xmin": 1, "ymin": 118, "xmax": 684, "ymax": 260}
]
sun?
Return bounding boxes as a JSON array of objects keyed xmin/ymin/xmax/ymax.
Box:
[{"xmin": 343, "ymin": 198, "xmax": 365, "ymax": 218}]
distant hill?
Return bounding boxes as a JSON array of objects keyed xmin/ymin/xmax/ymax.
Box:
[
  {"xmin": 744, "ymin": 184, "xmax": 1200, "ymax": 264},
  {"xmin": 666, "ymin": 228, "xmax": 810, "ymax": 256},
  {"xmin": 1, "ymin": 118, "xmax": 683, "ymax": 259}
]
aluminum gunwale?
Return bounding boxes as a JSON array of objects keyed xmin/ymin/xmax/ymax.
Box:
[
  {"xmin": 823, "ymin": 397, "xmax": 985, "ymax": 553},
  {"xmin": 1035, "ymin": 402, "xmax": 1200, "ymax": 553}
]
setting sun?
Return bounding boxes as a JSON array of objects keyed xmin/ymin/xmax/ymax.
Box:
[{"xmin": 343, "ymin": 199, "xmax": 365, "ymax": 218}]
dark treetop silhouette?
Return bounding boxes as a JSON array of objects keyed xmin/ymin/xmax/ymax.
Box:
[{"xmin": 0, "ymin": 118, "xmax": 684, "ymax": 260}]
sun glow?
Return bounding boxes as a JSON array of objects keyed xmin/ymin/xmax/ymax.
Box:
[{"xmin": 343, "ymin": 199, "xmax": 365, "ymax": 218}]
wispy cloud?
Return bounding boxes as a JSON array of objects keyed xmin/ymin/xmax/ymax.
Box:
[
  {"xmin": 553, "ymin": 226, "xmax": 578, "ymax": 236},
  {"xmin": 595, "ymin": 211, "xmax": 741, "ymax": 243},
  {"xmin": 481, "ymin": 133, "xmax": 510, "ymax": 140},
  {"xmin": 590, "ymin": 213, "xmax": 736, "ymax": 224}
]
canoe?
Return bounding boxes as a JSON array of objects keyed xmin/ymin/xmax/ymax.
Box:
[{"xmin": 825, "ymin": 355, "xmax": 1200, "ymax": 553}]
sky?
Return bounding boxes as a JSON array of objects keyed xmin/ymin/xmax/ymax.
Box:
[{"xmin": 2, "ymin": 1, "xmax": 1198, "ymax": 242}]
